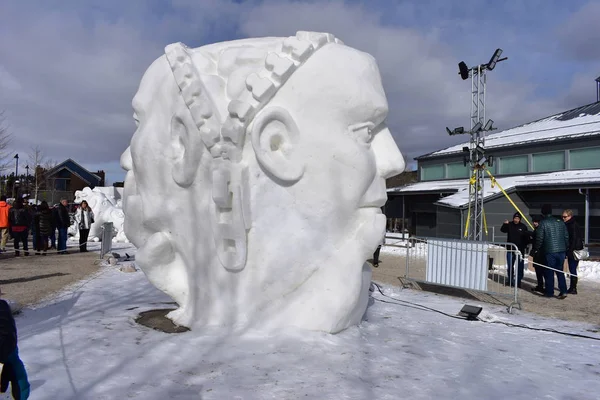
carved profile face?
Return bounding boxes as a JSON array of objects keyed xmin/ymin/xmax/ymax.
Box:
[
  {"xmin": 252, "ymin": 44, "xmax": 404, "ymax": 249},
  {"xmin": 121, "ymin": 33, "xmax": 405, "ymax": 333},
  {"xmin": 242, "ymin": 44, "xmax": 404, "ymax": 331},
  {"xmin": 120, "ymin": 57, "xmax": 202, "ymax": 314}
]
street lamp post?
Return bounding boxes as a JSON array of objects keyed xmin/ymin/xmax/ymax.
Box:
[
  {"xmin": 25, "ymin": 165, "xmax": 30, "ymax": 199},
  {"xmin": 12, "ymin": 154, "xmax": 19, "ymax": 199}
]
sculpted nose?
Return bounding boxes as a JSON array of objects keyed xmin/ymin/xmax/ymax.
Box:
[
  {"xmin": 120, "ymin": 146, "xmax": 133, "ymax": 171},
  {"xmin": 372, "ymin": 127, "xmax": 405, "ymax": 178}
]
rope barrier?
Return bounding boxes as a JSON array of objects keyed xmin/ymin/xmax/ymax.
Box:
[
  {"xmin": 384, "ymin": 236, "xmax": 592, "ymax": 285},
  {"xmin": 527, "ymin": 256, "xmax": 587, "ymax": 281},
  {"xmin": 0, "ymin": 240, "xmax": 94, "ymax": 256}
]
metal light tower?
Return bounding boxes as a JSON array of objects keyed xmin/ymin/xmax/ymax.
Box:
[{"xmin": 457, "ymin": 49, "xmax": 507, "ymax": 241}]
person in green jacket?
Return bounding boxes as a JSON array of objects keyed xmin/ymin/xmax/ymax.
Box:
[{"xmin": 533, "ymin": 204, "xmax": 569, "ymax": 299}]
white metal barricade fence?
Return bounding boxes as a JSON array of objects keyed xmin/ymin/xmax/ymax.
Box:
[
  {"xmin": 401, "ymin": 237, "xmax": 522, "ymax": 313},
  {"xmin": 426, "ymin": 239, "xmax": 489, "ymax": 291},
  {"xmin": 100, "ymin": 222, "xmax": 114, "ymax": 259}
]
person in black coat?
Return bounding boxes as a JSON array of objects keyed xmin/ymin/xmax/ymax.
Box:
[
  {"xmin": 500, "ymin": 212, "xmax": 530, "ymax": 288},
  {"xmin": 7, "ymin": 199, "xmax": 31, "ymax": 257},
  {"xmin": 54, "ymin": 199, "xmax": 71, "ymax": 254},
  {"xmin": 562, "ymin": 209, "xmax": 583, "ymax": 294},
  {"xmin": 528, "ymin": 215, "xmax": 546, "ymax": 293},
  {"xmin": 34, "ymin": 202, "xmax": 54, "ymax": 255},
  {"xmin": 0, "ymin": 299, "xmax": 30, "ymax": 399}
]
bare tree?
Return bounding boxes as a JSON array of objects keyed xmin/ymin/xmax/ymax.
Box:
[
  {"xmin": 43, "ymin": 159, "xmax": 55, "ymax": 167},
  {"xmin": 28, "ymin": 145, "xmax": 47, "ymax": 202},
  {"xmin": 43, "ymin": 159, "xmax": 58, "ymax": 204},
  {"xmin": 0, "ymin": 111, "xmax": 13, "ymax": 173}
]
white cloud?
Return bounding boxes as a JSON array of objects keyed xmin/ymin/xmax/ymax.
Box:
[
  {"xmin": 557, "ymin": 1, "xmax": 600, "ymax": 62},
  {"xmin": 0, "ymin": 0, "xmax": 596, "ymax": 185},
  {"xmin": 238, "ymin": 0, "xmax": 577, "ymax": 160}
]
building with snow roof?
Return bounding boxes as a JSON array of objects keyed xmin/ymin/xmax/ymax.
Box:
[{"xmin": 386, "ymin": 101, "xmax": 600, "ymax": 249}]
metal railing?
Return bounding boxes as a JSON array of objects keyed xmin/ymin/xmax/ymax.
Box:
[{"xmin": 400, "ymin": 236, "xmax": 522, "ymax": 313}]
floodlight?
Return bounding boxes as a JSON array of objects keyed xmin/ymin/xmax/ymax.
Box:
[
  {"xmin": 458, "ymin": 61, "xmax": 469, "ymax": 80},
  {"xmin": 484, "ymin": 119, "xmax": 494, "ymax": 131},
  {"xmin": 472, "ymin": 121, "xmax": 483, "ymax": 132},
  {"xmin": 487, "ymin": 49, "xmax": 503, "ymax": 71},
  {"xmin": 458, "ymin": 304, "xmax": 482, "ymax": 320},
  {"xmin": 447, "ymin": 126, "xmax": 465, "ymax": 136}
]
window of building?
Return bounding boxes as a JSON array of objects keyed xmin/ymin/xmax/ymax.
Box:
[
  {"xmin": 446, "ymin": 162, "xmax": 470, "ymax": 179},
  {"xmin": 569, "ymin": 147, "xmax": 600, "ymax": 169},
  {"xmin": 498, "ymin": 155, "xmax": 528, "ymax": 175},
  {"xmin": 421, "ymin": 164, "xmax": 444, "ymax": 181},
  {"xmin": 532, "ymin": 151, "xmax": 565, "ymax": 173}
]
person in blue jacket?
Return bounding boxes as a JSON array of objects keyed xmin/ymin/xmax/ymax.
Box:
[{"xmin": 0, "ymin": 299, "xmax": 30, "ymax": 399}]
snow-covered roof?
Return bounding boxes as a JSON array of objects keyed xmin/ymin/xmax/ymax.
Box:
[
  {"xmin": 387, "ymin": 169, "xmax": 600, "ymax": 208},
  {"xmin": 418, "ymin": 102, "xmax": 600, "ymax": 159},
  {"xmin": 386, "ymin": 179, "xmax": 464, "ymax": 194}
]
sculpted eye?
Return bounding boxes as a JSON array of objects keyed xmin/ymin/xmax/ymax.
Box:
[{"xmin": 349, "ymin": 122, "xmax": 375, "ymax": 147}]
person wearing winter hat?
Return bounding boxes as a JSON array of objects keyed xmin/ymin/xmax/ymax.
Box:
[
  {"xmin": 500, "ymin": 212, "xmax": 530, "ymax": 288},
  {"xmin": 533, "ymin": 204, "xmax": 569, "ymax": 299}
]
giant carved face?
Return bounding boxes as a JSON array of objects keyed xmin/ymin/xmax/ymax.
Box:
[{"xmin": 121, "ymin": 32, "xmax": 404, "ymax": 333}]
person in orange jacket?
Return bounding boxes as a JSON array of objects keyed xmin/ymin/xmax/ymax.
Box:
[{"xmin": 0, "ymin": 195, "xmax": 11, "ymax": 253}]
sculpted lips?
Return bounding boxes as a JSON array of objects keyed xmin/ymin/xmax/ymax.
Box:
[
  {"xmin": 359, "ymin": 195, "xmax": 386, "ymax": 209},
  {"xmin": 359, "ymin": 178, "xmax": 387, "ymax": 209}
]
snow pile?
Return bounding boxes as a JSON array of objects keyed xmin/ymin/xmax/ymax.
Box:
[{"xmin": 578, "ymin": 260, "xmax": 600, "ymax": 282}]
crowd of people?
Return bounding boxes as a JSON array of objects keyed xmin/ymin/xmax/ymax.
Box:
[
  {"xmin": 500, "ymin": 203, "xmax": 585, "ymax": 299},
  {"xmin": 0, "ymin": 195, "xmax": 95, "ymax": 256}
]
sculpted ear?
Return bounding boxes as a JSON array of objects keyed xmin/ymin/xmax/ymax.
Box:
[
  {"xmin": 170, "ymin": 115, "xmax": 203, "ymax": 187},
  {"xmin": 250, "ymin": 106, "xmax": 304, "ymax": 183}
]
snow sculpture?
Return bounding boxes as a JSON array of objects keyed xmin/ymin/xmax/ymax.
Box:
[
  {"xmin": 73, "ymin": 187, "xmax": 127, "ymax": 242},
  {"xmin": 121, "ymin": 31, "xmax": 405, "ymax": 333}
]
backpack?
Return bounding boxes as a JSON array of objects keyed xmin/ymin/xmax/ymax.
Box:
[{"xmin": 12, "ymin": 209, "xmax": 29, "ymax": 227}]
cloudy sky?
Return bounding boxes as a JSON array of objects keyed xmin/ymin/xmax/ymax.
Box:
[{"xmin": 1, "ymin": 0, "xmax": 599, "ymax": 184}]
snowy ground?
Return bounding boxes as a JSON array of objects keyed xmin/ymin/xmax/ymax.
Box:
[{"xmin": 7, "ymin": 243, "xmax": 600, "ymax": 400}]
